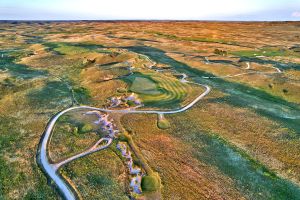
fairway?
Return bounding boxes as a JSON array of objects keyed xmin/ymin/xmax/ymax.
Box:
[{"xmin": 127, "ymin": 72, "xmax": 193, "ymax": 108}]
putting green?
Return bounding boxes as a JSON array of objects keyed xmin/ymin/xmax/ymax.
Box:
[{"xmin": 130, "ymin": 77, "xmax": 162, "ymax": 95}]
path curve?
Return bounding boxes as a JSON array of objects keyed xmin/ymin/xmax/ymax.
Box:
[{"xmin": 38, "ymin": 77, "xmax": 211, "ymax": 200}]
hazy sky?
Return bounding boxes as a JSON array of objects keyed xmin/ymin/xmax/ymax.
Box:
[{"xmin": 1, "ymin": 0, "xmax": 300, "ymax": 21}]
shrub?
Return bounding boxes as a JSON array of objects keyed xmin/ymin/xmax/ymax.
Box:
[
  {"xmin": 117, "ymin": 88, "xmax": 127, "ymax": 93},
  {"xmin": 268, "ymin": 84, "xmax": 273, "ymax": 89},
  {"xmin": 118, "ymin": 132, "xmax": 130, "ymax": 142},
  {"xmin": 79, "ymin": 124, "xmax": 93, "ymax": 134},
  {"xmin": 127, "ymin": 100, "xmax": 136, "ymax": 107},
  {"xmin": 214, "ymin": 48, "xmax": 227, "ymax": 56},
  {"xmin": 73, "ymin": 87, "xmax": 91, "ymax": 104},
  {"xmin": 157, "ymin": 118, "xmax": 171, "ymax": 129},
  {"xmin": 141, "ymin": 175, "xmax": 160, "ymax": 192},
  {"xmin": 73, "ymin": 127, "xmax": 78, "ymax": 135},
  {"xmin": 87, "ymin": 174, "xmax": 112, "ymax": 186}
]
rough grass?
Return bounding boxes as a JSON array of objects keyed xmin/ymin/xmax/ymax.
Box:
[
  {"xmin": 0, "ymin": 50, "xmax": 47, "ymax": 80},
  {"xmin": 173, "ymin": 53, "xmax": 300, "ymax": 104},
  {"xmin": 118, "ymin": 132, "xmax": 154, "ymax": 175},
  {"xmin": 147, "ymin": 31, "xmax": 238, "ymax": 45},
  {"xmin": 120, "ymin": 113, "xmax": 245, "ymax": 199},
  {"xmin": 180, "ymin": 95, "xmax": 300, "ymax": 184},
  {"xmin": 27, "ymin": 80, "xmax": 73, "ymax": 110},
  {"xmin": 0, "ymin": 82, "xmax": 61, "ymax": 199},
  {"xmin": 231, "ymin": 47, "xmax": 300, "ymax": 58},
  {"xmin": 60, "ymin": 149, "xmax": 128, "ymax": 200},
  {"xmin": 49, "ymin": 110, "xmax": 101, "ymax": 162},
  {"xmin": 121, "ymin": 112, "xmax": 300, "ymax": 200}
]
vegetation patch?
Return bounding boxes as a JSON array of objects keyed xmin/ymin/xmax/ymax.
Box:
[
  {"xmin": 73, "ymin": 86, "xmax": 91, "ymax": 105},
  {"xmin": 49, "ymin": 111, "xmax": 101, "ymax": 162},
  {"xmin": 0, "ymin": 51, "xmax": 47, "ymax": 80},
  {"xmin": 141, "ymin": 173, "xmax": 161, "ymax": 192},
  {"xmin": 157, "ymin": 115, "xmax": 171, "ymax": 129},
  {"xmin": 0, "ymin": 116, "xmax": 22, "ymax": 150},
  {"xmin": 87, "ymin": 173, "xmax": 113, "ymax": 186},
  {"xmin": 27, "ymin": 80, "xmax": 72, "ymax": 109},
  {"xmin": 118, "ymin": 132, "xmax": 154, "ymax": 175},
  {"xmin": 44, "ymin": 42, "xmax": 90, "ymax": 55},
  {"xmin": 169, "ymin": 113, "xmax": 300, "ymax": 200},
  {"xmin": 231, "ymin": 47, "xmax": 300, "ymax": 58},
  {"xmin": 60, "ymin": 150, "xmax": 128, "ymax": 200}
]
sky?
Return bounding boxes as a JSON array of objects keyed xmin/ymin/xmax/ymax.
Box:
[{"xmin": 0, "ymin": 0, "xmax": 300, "ymax": 21}]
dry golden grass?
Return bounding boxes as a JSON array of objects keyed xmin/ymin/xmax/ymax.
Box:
[
  {"xmin": 172, "ymin": 90, "xmax": 300, "ymax": 184},
  {"xmin": 170, "ymin": 53, "xmax": 300, "ymax": 104},
  {"xmin": 121, "ymin": 113, "xmax": 246, "ymax": 200}
]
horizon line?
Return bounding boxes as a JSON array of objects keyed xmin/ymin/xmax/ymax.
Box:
[{"xmin": 0, "ymin": 19, "xmax": 300, "ymax": 22}]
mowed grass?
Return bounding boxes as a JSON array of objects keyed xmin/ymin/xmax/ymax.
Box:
[
  {"xmin": 130, "ymin": 77, "xmax": 161, "ymax": 95},
  {"xmin": 125, "ymin": 72, "xmax": 194, "ymax": 108}
]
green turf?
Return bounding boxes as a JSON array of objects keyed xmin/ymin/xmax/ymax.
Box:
[
  {"xmin": 123, "ymin": 72, "xmax": 190, "ymax": 108},
  {"xmin": 130, "ymin": 77, "xmax": 161, "ymax": 95}
]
